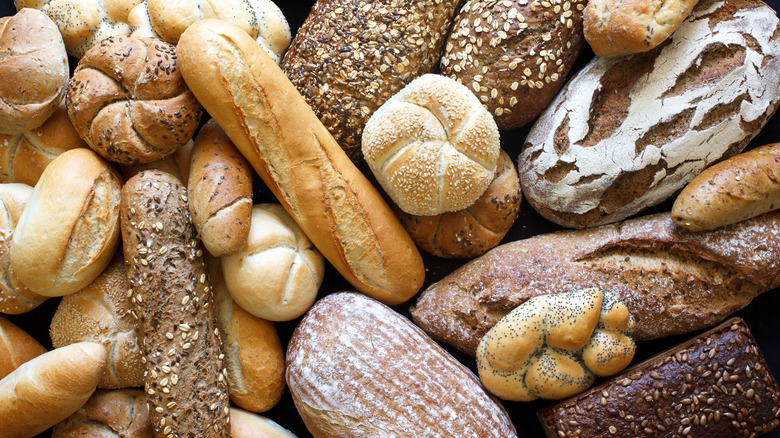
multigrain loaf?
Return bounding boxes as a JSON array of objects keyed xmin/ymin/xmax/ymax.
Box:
[
  {"xmin": 286, "ymin": 292, "xmax": 518, "ymax": 438},
  {"xmin": 410, "ymin": 211, "xmax": 780, "ymax": 356},
  {"xmin": 518, "ymin": 0, "xmax": 780, "ymax": 229},
  {"xmin": 281, "ymin": 0, "xmax": 462, "ymax": 162}
]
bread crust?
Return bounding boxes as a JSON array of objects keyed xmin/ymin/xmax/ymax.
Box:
[
  {"xmin": 0, "ymin": 315, "xmax": 46, "ymax": 379},
  {"xmin": 51, "ymin": 389, "xmax": 153, "ymax": 438}
]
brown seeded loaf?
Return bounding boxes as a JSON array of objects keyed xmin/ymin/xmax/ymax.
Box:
[
  {"xmin": 177, "ymin": 19, "xmax": 425, "ymax": 306},
  {"xmin": 410, "ymin": 210, "xmax": 780, "ymax": 356},
  {"xmin": 0, "ymin": 315, "xmax": 47, "ymax": 379}
]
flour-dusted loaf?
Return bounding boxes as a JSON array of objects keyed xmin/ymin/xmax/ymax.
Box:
[
  {"xmin": 410, "ymin": 211, "xmax": 780, "ymax": 356},
  {"xmin": 518, "ymin": 0, "xmax": 780, "ymax": 229},
  {"xmin": 286, "ymin": 292, "xmax": 518, "ymax": 438}
]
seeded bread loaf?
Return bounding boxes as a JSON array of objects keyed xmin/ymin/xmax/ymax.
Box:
[
  {"xmin": 410, "ymin": 210, "xmax": 780, "ymax": 356},
  {"xmin": 518, "ymin": 0, "xmax": 780, "ymax": 229},
  {"xmin": 538, "ymin": 318, "xmax": 780, "ymax": 438},
  {"xmin": 281, "ymin": 0, "xmax": 462, "ymax": 162}
]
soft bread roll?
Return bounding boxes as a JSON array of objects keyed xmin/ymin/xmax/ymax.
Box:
[
  {"xmin": 189, "ymin": 120, "xmax": 253, "ymax": 257},
  {"xmin": 0, "ymin": 8, "xmax": 68, "ymax": 135},
  {"xmin": 222, "ymin": 204, "xmax": 324, "ymax": 321},
  {"xmin": 211, "ymin": 257, "xmax": 285, "ymax": 413},
  {"xmin": 362, "ymin": 74, "xmax": 501, "ymax": 216},
  {"xmin": 0, "ymin": 315, "xmax": 47, "ymax": 379},
  {"xmin": 52, "ymin": 389, "xmax": 153, "ymax": 438},
  {"xmin": 0, "ymin": 342, "xmax": 108, "ymax": 438},
  {"xmin": 177, "ymin": 19, "xmax": 425, "ymax": 305},
  {"xmin": 230, "ymin": 408, "xmax": 297, "ymax": 438},
  {"xmin": 119, "ymin": 140, "xmax": 194, "ymax": 186},
  {"xmin": 66, "ymin": 35, "xmax": 202, "ymax": 165},
  {"xmin": 0, "ymin": 183, "xmax": 49, "ymax": 314},
  {"xmin": 10, "ymin": 148, "xmax": 122, "ymax": 297},
  {"xmin": 49, "ymin": 253, "xmax": 144, "ymax": 389}
]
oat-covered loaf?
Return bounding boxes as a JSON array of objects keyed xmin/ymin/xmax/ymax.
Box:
[
  {"xmin": 440, "ymin": 0, "xmax": 587, "ymax": 130},
  {"xmin": 281, "ymin": 0, "xmax": 462, "ymax": 162},
  {"xmin": 519, "ymin": 0, "xmax": 780, "ymax": 229},
  {"xmin": 0, "ymin": 8, "xmax": 68, "ymax": 135},
  {"xmin": 66, "ymin": 35, "xmax": 202, "ymax": 165},
  {"xmin": 362, "ymin": 74, "xmax": 501, "ymax": 216}
]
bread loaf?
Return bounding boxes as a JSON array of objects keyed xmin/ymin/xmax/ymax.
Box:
[
  {"xmin": 281, "ymin": 0, "xmax": 462, "ymax": 162},
  {"xmin": 287, "ymin": 292, "xmax": 518, "ymax": 437},
  {"xmin": 120, "ymin": 169, "xmax": 229, "ymax": 438},
  {"xmin": 0, "ymin": 315, "xmax": 46, "ymax": 379},
  {"xmin": 672, "ymin": 142, "xmax": 780, "ymax": 231},
  {"xmin": 177, "ymin": 19, "xmax": 425, "ymax": 305},
  {"xmin": 51, "ymin": 389, "xmax": 153, "ymax": 438},
  {"xmin": 410, "ymin": 211, "xmax": 780, "ymax": 356},
  {"xmin": 10, "ymin": 148, "xmax": 122, "ymax": 297},
  {"xmin": 229, "ymin": 408, "xmax": 297, "ymax": 438},
  {"xmin": 518, "ymin": 0, "xmax": 780, "ymax": 229}
]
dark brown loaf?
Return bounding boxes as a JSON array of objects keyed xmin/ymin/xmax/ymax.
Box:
[
  {"xmin": 410, "ymin": 211, "xmax": 780, "ymax": 356},
  {"xmin": 281, "ymin": 0, "xmax": 462, "ymax": 162},
  {"xmin": 120, "ymin": 169, "xmax": 229, "ymax": 437},
  {"xmin": 538, "ymin": 317, "xmax": 780, "ymax": 438},
  {"xmin": 440, "ymin": 0, "xmax": 586, "ymax": 130},
  {"xmin": 286, "ymin": 292, "xmax": 518, "ymax": 438}
]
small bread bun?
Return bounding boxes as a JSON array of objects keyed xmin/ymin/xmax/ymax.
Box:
[
  {"xmin": 66, "ymin": 35, "xmax": 202, "ymax": 165},
  {"xmin": 51, "ymin": 389, "xmax": 153, "ymax": 438},
  {"xmin": 119, "ymin": 140, "xmax": 194, "ymax": 186},
  {"xmin": 230, "ymin": 407, "xmax": 298, "ymax": 438},
  {"xmin": 398, "ymin": 150, "xmax": 521, "ymax": 258},
  {"xmin": 0, "ymin": 315, "xmax": 47, "ymax": 379},
  {"xmin": 49, "ymin": 253, "xmax": 144, "ymax": 389},
  {"xmin": 0, "ymin": 8, "xmax": 68, "ymax": 135},
  {"xmin": 362, "ymin": 74, "xmax": 500, "ymax": 216},
  {"xmin": 10, "ymin": 148, "xmax": 122, "ymax": 297},
  {"xmin": 222, "ymin": 204, "xmax": 324, "ymax": 322},
  {"xmin": 476, "ymin": 287, "xmax": 636, "ymax": 401}
]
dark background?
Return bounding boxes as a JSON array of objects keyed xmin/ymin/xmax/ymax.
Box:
[{"xmin": 3, "ymin": 0, "xmax": 780, "ymax": 437}]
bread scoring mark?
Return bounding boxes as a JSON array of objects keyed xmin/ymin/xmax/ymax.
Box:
[
  {"xmin": 662, "ymin": 43, "xmax": 747, "ymax": 99},
  {"xmin": 635, "ymin": 108, "xmax": 695, "ymax": 156}
]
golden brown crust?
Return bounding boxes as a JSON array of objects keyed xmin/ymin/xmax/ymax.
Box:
[
  {"xmin": 51, "ymin": 389, "xmax": 153, "ymax": 438},
  {"xmin": 0, "ymin": 315, "xmax": 47, "ymax": 379}
]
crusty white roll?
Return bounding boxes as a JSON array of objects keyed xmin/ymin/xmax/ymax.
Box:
[
  {"xmin": 0, "ymin": 8, "xmax": 68, "ymax": 135},
  {"xmin": 177, "ymin": 19, "xmax": 425, "ymax": 306},
  {"xmin": 230, "ymin": 407, "xmax": 297, "ymax": 438},
  {"xmin": 51, "ymin": 389, "xmax": 153, "ymax": 438},
  {"xmin": 0, "ymin": 315, "xmax": 47, "ymax": 379},
  {"xmin": 10, "ymin": 148, "xmax": 122, "ymax": 297},
  {"xmin": 362, "ymin": 74, "xmax": 501, "ymax": 216},
  {"xmin": 222, "ymin": 204, "xmax": 323, "ymax": 322},
  {"xmin": 49, "ymin": 253, "xmax": 144, "ymax": 389},
  {"xmin": 0, "ymin": 342, "xmax": 107, "ymax": 438},
  {"xmin": 119, "ymin": 140, "xmax": 194, "ymax": 187},
  {"xmin": 189, "ymin": 120, "xmax": 253, "ymax": 257}
]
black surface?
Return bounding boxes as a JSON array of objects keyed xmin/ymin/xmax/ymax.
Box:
[{"xmin": 3, "ymin": 0, "xmax": 780, "ymax": 437}]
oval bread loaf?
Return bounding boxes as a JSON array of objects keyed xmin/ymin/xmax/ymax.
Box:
[{"xmin": 518, "ymin": 0, "xmax": 780, "ymax": 229}]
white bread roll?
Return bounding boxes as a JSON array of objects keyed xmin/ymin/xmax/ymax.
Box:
[
  {"xmin": 0, "ymin": 315, "xmax": 47, "ymax": 379},
  {"xmin": 222, "ymin": 204, "xmax": 324, "ymax": 322},
  {"xmin": 51, "ymin": 389, "xmax": 153, "ymax": 438},
  {"xmin": 10, "ymin": 148, "xmax": 122, "ymax": 297},
  {"xmin": 119, "ymin": 140, "xmax": 194, "ymax": 186},
  {"xmin": 230, "ymin": 408, "xmax": 297, "ymax": 438},
  {"xmin": 0, "ymin": 342, "xmax": 108, "ymax": 438}
]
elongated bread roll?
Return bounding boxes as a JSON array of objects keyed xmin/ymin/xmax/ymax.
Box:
[{"xmin": 177, "ymin": 19, "xmax": 425, "ymax": 305}]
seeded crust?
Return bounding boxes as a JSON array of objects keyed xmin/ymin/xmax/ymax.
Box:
[
  {"xmin": 281, "ymin": 0, "xmax": 462, "ymax": 163},
  {"xmin": 120, "ymin": 169, "xmax": 229, "ymax": 438},
  {"xmin": 440, "ymin": 0, "xmax": 586, "ymax": 130},
  {"xmin": 538, "ymin": 317, "xmax": 780, "ymax": 437}
]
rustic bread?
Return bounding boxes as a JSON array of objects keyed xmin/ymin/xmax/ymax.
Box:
[
  {"xmin": 398, "ymin": 150, "xmax": 521, "ymax": 258},
  {"xmin": 49, "ymin": 253, "xmax": 144, "ymax": 389},
  {"xmin": 672, "ymin": 142, "xmax": 780, "ymax": 231},
  {"xmin": 362, "ymin": 74, "xmax": 500, "ymax": 216},
  {"xmin": 120, "ymin": 169, "xmax": 229, "ymax": 438},
  {"xmin": 440, "ymin": 0, "xmax": 587, "ymax": 130},
  {"xmin": 177, "ymin": 19, "xmax": 425, "ymax": 306},
  {"xmin": 0, "ymin": 8, "xmax": 68, "ymax": 135},
  {"xmin": 66, "ymin": 35, "xmax": 202, "ymax": 165},
  {"xmin": 518, "ymin": 0, "xmax": 780, "ymax": 229},
  {"xmin": 0, "ymin": 315, "xmax": 46, "ymax": 379},
  {"xmin": 410, "ymin": 211, "xmax": 780, "ymax": 356},
  {"xmin": 51, "ymin": 389, "xmax": 153, "ymax": 438},
  {"xmin": 287, "ymin": 292, "xmax": 518, "ymax": 437},
  {"xmin": 281, "ymin": 0, "xmax": 462, "ymax": 162},
  {"xmin": 538, "ymin": 318, "xmax": 780, "ymax": 437}
]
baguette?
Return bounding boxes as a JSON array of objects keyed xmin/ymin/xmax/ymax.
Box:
[
  {"xmin": 0, "ymin": 315, "xmax": 46, "ymax": 379},
  {"xmin": 176, "ymin": 19, "xmax": 425, "ymax": 305},
  {"xmin": 672, "ymin": 142, "xmax": 780, "ymax": 231},
  {"xmin": 410, "ymin": 211, "xmax": 780, "ymax": 355}
]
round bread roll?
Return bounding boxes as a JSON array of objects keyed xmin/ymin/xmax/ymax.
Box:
[
  {"xmin": 362, "ymin": 74, "xmax": 500, "ymax": 216},
  {"xmin": 51, "ymin": 389, "xmax": 153, "ymax": 438},
  {"xmin": 398, "ymin": 150, "xmax": 521, "ymax": 258},
  {"xmin": 476, "ymin": 287, "xmax": 636, "ymax": 401},
  {"xmin": 0, "ymin": 8, "xmax": 68, "ymax": 135},
  {"xmin": 118, "ymin": 139, "xmax": 194, "ymax": 187},
  {"xmin": 66, "ymin": 35, "xmax": 202, "ymax": 165},
  {"xmin": 222, "ymin": 204, "xmax": 325, "ymax": 322},
  {"xmin": 10, "ymin": 148, "xmax": 122, "ymax": 297},
  {"xmin": 49, "ymin": 253, "xmax": 144, "ymax": 389},
  {"xmin": 14, "ymin": 0, "xmax": 142, "ymax": 58},
  {"xmin": 0, "ymin": 315, "xmax": 47, "ymax": 380},
  {"xmin": 0, "ymin": 104, "xmax": 87, "ymax": 186}
]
